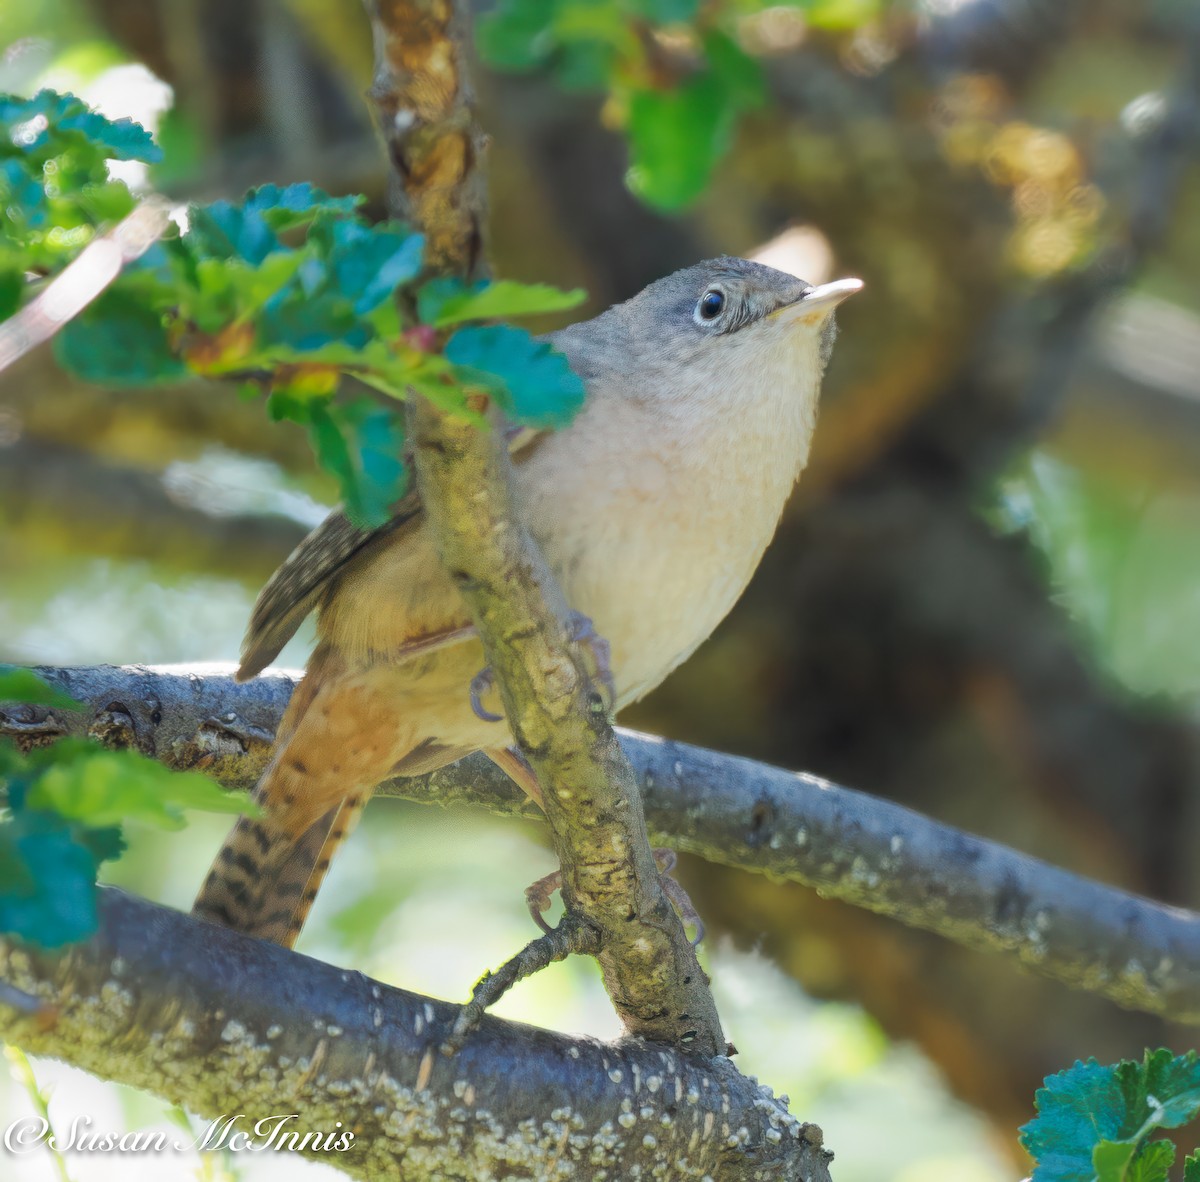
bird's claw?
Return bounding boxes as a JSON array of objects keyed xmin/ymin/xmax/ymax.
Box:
[
  {"xmin": 567, "ymin": 610, "xmax": 616, "ymax": 714},
  {"xmin": 523, "ymin": 848, "xmax": 705, "ymax": 946},
  {"xmin": 653, "ymin": 848, "xmax": 705, "ymax": 945},
  {"xmin": 470, "ymin": 612, "xmax": 613, "ymax": 723},
  {"xmin": 470, "ymin": 667, "xmax": 504, "ymax": 723}
]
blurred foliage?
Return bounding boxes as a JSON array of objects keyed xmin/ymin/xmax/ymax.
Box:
[
  {"xmin": 2, "ymin": 93, "xmax": 587, "ymax": 525},
  {"xmin": 1021, "ymin": 1050, "xmax": 1200, "ymax": 1182},
  {"xmin": 997, "ymin": 451, "xmax": 1200, "ymax": 698},
  {"xmin": 0, "ymin": 669, "xmax": 253, "ymax": 949},
  {"xmin": 0, "ymin": 88, "xmax": 160, "ymax": 317},
  {"xmin": 479, "ymin": 0, "xmax": 877, "ymax": 208}
]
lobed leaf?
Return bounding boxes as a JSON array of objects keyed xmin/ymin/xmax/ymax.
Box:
[
  {"xmin": 446, "ymin": 324, "xmax": 586, "ymax": 427},
  {"xmin": 1021, "ymin": 1052, "xmax": 1200, "ymax": 1182},
  {"xmin": 429, "ymin": 279, "xmax": 586, "ymax": 326}
]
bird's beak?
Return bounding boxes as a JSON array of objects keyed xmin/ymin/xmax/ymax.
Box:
[{"xmin": 775, "ymin": 277, "xmax": 864, "ymax": 326}]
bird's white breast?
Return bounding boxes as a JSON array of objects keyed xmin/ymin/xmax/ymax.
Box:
[{"xmin": 515, "ymin": 335, "xmax": 822, "ymax": 707}]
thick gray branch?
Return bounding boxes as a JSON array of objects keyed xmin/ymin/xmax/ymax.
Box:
[
  {"xmin": 6, "ymin": 662, "xmax": 1200, "ymax": 1024},
  {"xmin": 0, "ymin": 889, "xmax": 830, "ymax": 1182}
]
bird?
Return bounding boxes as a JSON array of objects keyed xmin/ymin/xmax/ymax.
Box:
[{"xmin": 192, "ymin": 256, "xmax": 862, "ymax": 949}]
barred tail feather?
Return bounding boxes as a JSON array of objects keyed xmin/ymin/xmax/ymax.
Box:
[{"xmin": 192, "ymin": 792, "xmax": 369, "ymax": 950}]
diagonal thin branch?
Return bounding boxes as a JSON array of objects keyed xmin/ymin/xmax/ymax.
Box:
[
  {"xmin": 0, "ymin": 888, "xmax": 831, "ymax": 1182},
  {"xmin": 0, "ymin": 200, "xmax": 171, "ymax": 375},
  {"xmin": 6, "ymin": 662, "xmax": 1200, "ymax": 1024}
]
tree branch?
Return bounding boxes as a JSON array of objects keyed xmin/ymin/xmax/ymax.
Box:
[
  {"xmin": 7, "ymin": 662, "xmax": 1200, "ymax": 1025},
  {"xmin": 0, "ymin": 888, "xmax": 831, "ymax": 1182},
  {"xmin": 362, "ymin": 0, "xmax": 726, "ymax": 1054}
]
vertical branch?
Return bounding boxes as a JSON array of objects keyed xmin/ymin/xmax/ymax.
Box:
[
  {"xmin": 362, "ymin": 0, "xmax": 727, "ymax": 1054},
  {"xmin": 365, "ymin": 0, "xmax": 488, "ymax": 277}
]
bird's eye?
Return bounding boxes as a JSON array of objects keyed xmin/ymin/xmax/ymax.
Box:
[{"xmin": 698, "ymin": 289, "xmax": 725, "ymax": 321}]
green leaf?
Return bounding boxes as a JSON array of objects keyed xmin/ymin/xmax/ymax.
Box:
[
  {"xmin": 55, "ymin": 287, "xmax": 185, "ymax": 385},
  {"xmin": 1184, "ymin": 1150, "xmax": 1200, "ymax": 1182},
  {"xmin": 429, "ymin": 279, "xmax": 586, "ymax": 327},
  {"xmin": 243, "ymin": 182, "xmax": 363, "ymax": 231},
  {"xmin": 445, "ymin": 324, "xmax": 585, "ymax": 427},
  {"xmin": 0, "ymin": 666, "xmax": 83, "ymax": 710},
  {"xmin": 185, "ymin": 200, "xmax": 279, "ymax": 265},
  {"xmin": 802, "ymin": 0, "xmax": 883, "ymax": 32},
  {"xmin": 1095, "ymin": 1140, "xmax": 1140, "ymax": 1182},
  {"xmin": 703, "ymin": 30, "xmax": 766, "ymax": 110},
  {"xmin": 27, "ymin": 749, "xmax": 255, "ymax": 831},
  {"xmin": 477, "ymin": 0, "xmax": 557, "ymax": 70},
  {"xmin": 1021, "ymin": 1053, "xmax": 1200, "ymax": 1182},
  {"xmin": 1125, "ymin": 1140, "xmax": 1174, "ymax": 1182},
  {"xmin": 627, "ymin": 0, "xmax": 702, "ymax": 22},
  {"xmin": 0, "ymin": 268, "xmax": 24, "ymax": 320},
  {"xmin": 0, "ymin": 90, "xmax": 161, "ymax": 164},
  {"xmin": 0, "ymin": 818, "xmax": 100, "ymax": 948},
  {"xmin": 626, "ymin": 75, "xmax": 733, "ymax": 210},
  {"xmin": 322, "ymin": 220, "xmax": 424, "ymax": 314},
  {"xmin": 307, "ymin": 400, "xmax": 407, "ymax": 528}
]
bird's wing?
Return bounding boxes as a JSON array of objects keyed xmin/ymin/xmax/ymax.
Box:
[{"xmin": 236, "ymin": 424, "xmax": 545, "ymax": 682}]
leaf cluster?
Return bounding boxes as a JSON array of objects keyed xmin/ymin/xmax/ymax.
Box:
[
  {"xmin": 0, "ymin": 89, "xmax": 161, "ymax": 320},
  {"xmin": 1021, "ymin": 1050, "xmax": 1200, "ymax": 1182},
  {"xmin": 478, "ymin": 0, "xmax": 878, "ymax": 209},
  {"xmin": 2, "ymin": 92, "xmax": 589, "ymax": 526},
  {"xmin": 0, "ymin": 667, "xmax": 254, "ymax": 949}
]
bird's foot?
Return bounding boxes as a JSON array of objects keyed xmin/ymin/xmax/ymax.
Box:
[
  {"xmin": 469, "ymin": 611, "xmax": 614, "ymax": 723},
  {"xmin": 469, "ymin": 667, "xmax": 504, "ymax": 723},
  {"xmin": 525, "ymin": 847, "xmax": 704, "ymax": 945},
  {"xmin": 651, "ymin": 848, "xmax": 705, "ymax": 945},
  {"xmin": 566, "ymin": 610, "xmax": 615, "ymax": 715}
]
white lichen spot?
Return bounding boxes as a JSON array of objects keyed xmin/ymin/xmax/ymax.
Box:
[
  {"xmin": 326, "ymin": 1024, "xmax": 343, "ymax": 1037},
  {"xmin": 618, "ymin": 1112, "xmax": 636, "ymax": 1129},
  {"xmin": 220, "ymin": 1020, "xmax": 247, "ymax": 1043},
  {"xmin": 265, "ymin": 1024, "xmax": 283, "ymax": 1039},
  {"xmin": 794, "ymin": 828, "xmax": 808, "ymax": 847},
  {"xmin": 643, "ymin": 1135, "xmax": 657, "ymax": 1149},
  {"xmin": 646, "ymin": 1075, "xmax": 662, "ymax": 1093},
  {"xmin": 890, "ymin": 835, "xmax": 903, "ymax": 854},
  {"xmin": 608, "ymin": 1069, "xmax": 623, "ymax": 1084},
  {"xmin": 639, "ymin": 1107, "xmax": 654, "ymax": 1121}
]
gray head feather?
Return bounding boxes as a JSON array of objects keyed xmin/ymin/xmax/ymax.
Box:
[{"xmin": 549, "ymin": 256, "xmax": 820, "ymax": 386}]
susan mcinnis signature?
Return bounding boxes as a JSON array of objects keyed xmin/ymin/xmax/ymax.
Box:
[{"xmin": 3, "ymin": 1113, "xmax": 356, "ymax": 1155}]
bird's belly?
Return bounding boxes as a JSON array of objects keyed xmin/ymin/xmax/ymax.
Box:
[{"xmin": 538, "ymin": 488, "xmax": 771, "ymax": 709}]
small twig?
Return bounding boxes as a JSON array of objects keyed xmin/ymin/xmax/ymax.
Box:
[
  {"xmin": 443, "ymin": 913, "xmax": 601, "ymax": 1054},
  {"xmin": 0, "ymin": 199, "xmax": 171, "ymax": 375}
]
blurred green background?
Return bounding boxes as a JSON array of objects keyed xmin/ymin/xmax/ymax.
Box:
[{"xmin": 2, "ymin": 0, "xmax": 1199, "ymax": 1177}]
